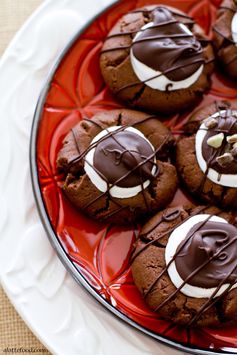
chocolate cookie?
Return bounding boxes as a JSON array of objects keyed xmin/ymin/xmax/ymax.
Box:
[
  {"xmin": 213, "ymin": 0, "xmax": 237, "ymax": 79},
  {"xmin": 176, "ymin": 101, "xmax": 237, "ymax": 208},
  {"xmin": 100, "ymin": 5, "xmax": 214, "ymax": 114},
  {"xmin": 131, "ymin": 205, "xmax": 237, "ymax": 327},
  {"xmin": 57, "ymin": 109, "xmax": 178, "ymax": 224}
]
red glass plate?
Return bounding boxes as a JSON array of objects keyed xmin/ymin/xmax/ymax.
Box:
[{"xmin": 30, "ymin": 1, "xmax": 237, "ymax": 354}]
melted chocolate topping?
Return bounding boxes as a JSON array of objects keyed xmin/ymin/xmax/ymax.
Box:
[
  {"xmin": 175, "ymin": 221, "xmax": 237, "ymax": 288},
  {"xmin": 131, "ymin": 207, "xmax": 237, "ymax": 325},
  {"xmin": 101, "ymin": 6, "xmax": 211, "ymax": 93},
  {"xmin": 68, "ymin": 116, "xmax": 170, "ymax": 218},
  {"xmin": 132, "ymin": 7, "xmax": 204, "ymax": 81},
  {"xmin": 93, "ymin": 129, "xmax": 156, "ymax": 187},
  {"xmin": 213, "ymin": 2, "xmax": 237, "ymax": 66},
  {"xmin": 201, "ymin": 109, "xmax": 237, "ymax": 176}
]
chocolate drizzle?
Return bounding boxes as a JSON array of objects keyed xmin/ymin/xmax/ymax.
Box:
[
  {"xmin": 213, "ymin": 1, "xmax": 237, "ymax": 67},
  {"xmin": 131, "ymin": 206, "xmax": 208, "ymax": 262},
  {"xmin": 68, "ymin": 116, "xmax": 170, "ymax": 219},
  {"xmin": 200, "ymin": 105, "xmax": 237, "ymax": 180},
  {"xmin": 131, "ymin": 207, "xmax": 237, "ymax": 325},
  {"xmin": 116, "ymin": 59, "xmax": 205, "ymax": 94},
  {"xmin": 93, "ymin": 129, "xmax": 156, "ymax": 187},
  {"xmin": 155, "ymin": 219, "xmax": 237, "ymax": 316},
  {"xmin": 220, "ymin": 3, "xmax": 237, "ymax": 13},
  {"xmin": 213, "ymin": 26, "xmax": 236, "ymax": 46},
  {"xmin": 101, "ymin": 6, "xmax": 209, "ymax": 93},
  {"xmin": 175, "ymin": 221, "xmax": 237, "ymax": 288},
  {"xmin": 132, "ymin": 7, "xmax": 204, "ymax": 81}
]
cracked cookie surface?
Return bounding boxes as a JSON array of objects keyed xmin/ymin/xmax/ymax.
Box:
[
  {"xmin": 100, "ymin": 5, "xmax": 214, "ymax": 114},
  {"xmin": 176, "ymin": 101, "xmax": 237, "ymax": 208},
  {"xmin": 213, "ymin": 0, "xmax": 237, "ymax": 79},
  {"xmin": 57, "ymin": 109, "xmax": 178, "ymax": 224},
  {"xmin": 131, "ymin": 205, "xmax": 237, "ymax": 327}
]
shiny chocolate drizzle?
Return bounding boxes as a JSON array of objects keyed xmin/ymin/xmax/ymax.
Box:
[
  {"xmin": 131, "ymin": 206, "xmax": 207, "ymax": 262},
  {"xmin": 200, "ymin": 105, "xmax": 237, "ymax": 181},
  {"xmin": 175, "ymin": 221, "xmax": 237, "ymax": 288},
  {"xmin": 131, "ymin": 207, "xmax": 237, "ymax": 325},
  {"xmin": 220, "ymin": 1, "xmax": 237, "ymax": 13},
  {"xmin": 69, "ymin": 116, "xmax": 169, "ymax": 219},
  {"xmin": 132, "ymin": 7, "xmax": 204, "ymax": 81},
  {"xmin": 101, "ymin": 6, "xmax": 211, "ymax": 93},
  {"xmin": 94, "ymin": 129, "xmax": 156, "ymax": 187},
  {"xmin": 213, "ymin": 1, "xmax": 237, "ymax": 66}
]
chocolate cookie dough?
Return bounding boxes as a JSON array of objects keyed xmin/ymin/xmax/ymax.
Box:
[
  {"xmin": 57, "ymin": 109, "xmax": 178, "ymax": 224},
  {"xmin": 176, "ymin": 101, "xmax": 237, "ymax": 208},
  {"xmin": 213, "ymin": 0, "xmax": 237, "ymax": 79},
  {"xmin": 100, "ymin": 5, "xmax": 214, "ymax": 114},
  {"xmin": 131, "ymin": 205, "xmax": 237, "ymax": 327}
]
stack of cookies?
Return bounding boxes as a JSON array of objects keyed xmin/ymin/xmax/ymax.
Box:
[{"xmin": 57, "ymin": 1, "xmax": 237, "ymax": 328}]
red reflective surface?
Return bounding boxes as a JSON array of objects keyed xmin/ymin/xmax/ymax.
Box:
[{"xmin": 36, "ymin": 0, "xmax": 237, "ymax": 352}]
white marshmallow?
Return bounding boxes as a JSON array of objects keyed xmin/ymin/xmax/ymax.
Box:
[
  {"xmin": 195, "ymin": 110, "xmax": 237, "ymax": 188},
  {"xmin": 165, "ymin": 214, "xmax": 237, "ymax": 298},
  {"xmin": 130, "ymin": 22, "xmax": 203, "ymax": 91},
  {"xmin": 231, "ymin": 12, "xmax": 237, "ymax": 45},
  {"xmin": 84, "ymin": 126, "xmax": 157, "ymax": 198}
]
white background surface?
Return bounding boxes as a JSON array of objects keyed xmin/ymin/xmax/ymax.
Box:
[{"xmin": 0, "ymin": 0, "xmax": 180, "ymax": 354}]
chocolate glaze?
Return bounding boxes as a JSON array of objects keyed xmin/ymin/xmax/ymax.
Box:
[
  {"xmin": 116, "ymin": 58, "xmax": 205, "ymax": 94},
  {"xmin": 101, "ymin": 6, "xmax": 211, "ymax": 93},
  {"xmin": 201, "ymin": 108, "xmax": 237, "ymax": 176},
  {"xmin": 154, "ymin": 217, "xmax": 237, "ymax": 316},
  {"xmin": 131, "ymin": 6, "xmax": 194, "ymax": 20},
  {"xmin": 132, "ymin": 207, "xmax": 237, "ymax": 325},
  {"xmin": 195, "ymin": 102, "xmax": 237, "ymax": 195},
  {"xmin": 68, "ymin": 116, "xmax": 171, "ymax": 218},
  {"xmin": 132, "ymin": 7, "xmax": 204, "ymax": 81},
  {"xmin": 175, "ymin": 220, "xmax": 237, "ymax": 288},
  {"xmin": 131, "ymin": 206, "xmax": 207, "ymax": 262},
  {"xmin": 93, "ymin": 129, "xmax": 156, "ymax": 188},
  {"xmin": 213, "ymin": 1, "xmax": 237, "ymax": 70}
]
